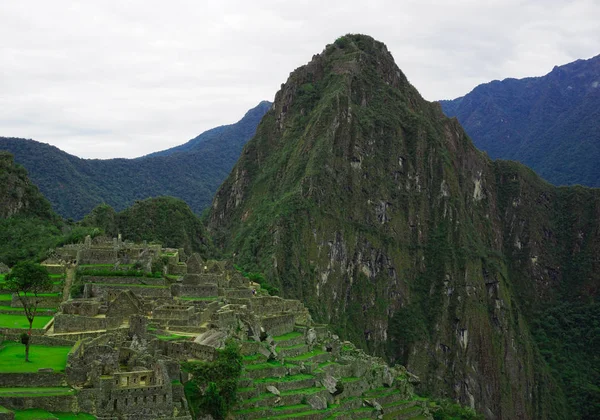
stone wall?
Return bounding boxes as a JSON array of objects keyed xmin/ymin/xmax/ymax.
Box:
[
  {"xmin": 155, "ymin": 340, "xmax": 217, "ymax": 362},
  {"xmin": 153, "ymin": 306, "xmax": 193, "ymax": 321},
  {"xmin": 0, "ymin": 327, "xmax": 48, "ymax": 336},
  {"xmin": 77, "ymin": 248, "xmax": 117, "ymax": 265},
  {"xmin": 61, "ymin": 300, "xmax": 100, "ymax": 317},
  {"xmin": 85, "ymin": 284, "xmax": 171, "ymax": 299},
  {"xmin": 210, "ymin": 309, "xmax": 237, "ymax": 330},
  {"xmin": 10, "ymin": 295, "xmax": 61, "ymax": 309},
  {"xmin": 0, "ymin": 410, "xmax": 14, "ymax": 420},
  {"xmin": 83, "ymin": 276, "xmax": 166, "ymax": 286},
  {"xmin": 171, "ymin": 284, "xmax": 218, "ymax": 298},
  {"xmin": 224, "ymin": 288, "xmax": 253, "ymax": 299},
  {"xmin": 0, "ymin": 372, "xmax": 66, "ymax": 387},
  {"xmin": 168, "ymin": 263, "xmax": 187, "ymax": 276},
  {"xmin": 261, "ymin": 313, "xmax": 296, "ymax": 336},
  {"xmin": 0, "ymin": 395, "xmax": 78, "ymax": 412},
  {"xmin": 53, "ymin": 314, "xmax": 121, "ymax": 333},
  {"xmin": 2, "ymin": 334, "xmax": 74, "ymax": 347}
]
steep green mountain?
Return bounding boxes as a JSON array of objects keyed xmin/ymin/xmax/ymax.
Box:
[
  {"xmin": 0, "ymin": 101, "xmax": 270, "ymax": 220},
  {"xmin": 0, "ymin": 151, "xmax": 57, "ymax": 221},
  {"xmin": 82, "ymin": 197, "xmax": 213, "ymax": 256},
  {"xmin": 0, "ymin": 152, "xmax": 94, "ymax": 265},
  {"xmin": 209, "ymin": 34, "xmax": 600, "ymax": 419},
  {"xmin": 440, "ymin": 54, "xmax": 600, "ymax": 187}
]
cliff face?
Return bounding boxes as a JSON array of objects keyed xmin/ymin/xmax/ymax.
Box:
[
  {"xmin": 208, "ymin": 35, "xmax": 599, "ymax": 419},
  {"xmin": 0, "ymin": 151, "xmax": 57, "ymax": 220}
]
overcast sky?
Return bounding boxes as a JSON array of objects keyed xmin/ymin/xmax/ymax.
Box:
[{"xmin": 1, "ymin": 1, "xmax": 598, "ymax": 159}]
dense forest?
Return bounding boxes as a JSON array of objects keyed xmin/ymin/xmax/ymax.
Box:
[
  {"xmin": 440, "ymin": 54, "xmax": 600, "ymax": 187},
  {"xmin": 0, "ymin": 101, "xmax": 270, "ymax": 220}
]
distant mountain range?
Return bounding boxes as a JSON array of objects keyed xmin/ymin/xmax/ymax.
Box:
[
  {"xmin": 0, "ymin": 101, "xmax": 271, "ymax": 220},
  {"xmin": 440, "ymin": 54, "xmax": 600, "ymax": 187}
]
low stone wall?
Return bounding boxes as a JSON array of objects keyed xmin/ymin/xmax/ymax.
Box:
[
  {"xmin": 156, "ymin": 340, "xmax": 216, "ymax": 361},
  {"xmin": 0, "ymin": 410, "xmax": 14, "ymax": 420},
  {"xmin": 83, "ymin": 276, "xmax": 166, "ymax": 286},
  {"xmin": 2, "ymin": 334, "xmax": 74, "ymax": 347},
  {"xmin": 49, "ymin": 329, "xmax": 120, "ymax": 342},
  {"xmin": 0, "ymin": 395, "xmax": 78, "ymax": 412},
  {"xmin": 168, "ymin": 263, "xmax": 187, "ymax": 276},
  {"xmin": 0, "ymin": 309, "xmax": 54, "ymax": 316},
  {"xmin": 53, "ymin": 314, "xmax": 121, "ymax": 333},
  {"xmin": 0, "ymin": 372, "xmax": 66, "ymax": 387},
  {"xmin": 10, "ymin": 295, "xmax": 61, "ymax": 309},
  {"xmin": 153, "ymin": 306, "xmax": 194, "ymax": 321},
  {"xmin": 77, "ymin": 248, "xmax": 117, "ymax": 265},
  {"xmin": 0, "ymin": 327, "xmax": 48, "ymax": 336},
  {"xmin": 182, "ymin": 274, "xmax": 222, "ymax": 285},
  {"xmin": 61, "ymin": 300, "xmax": 100, "ymax": 317},
  {"xmin": 85, "ymin": 284, "xmax": 171, "ymax": 299},
  {"xmin": 171, "ymin": 284, "xmax": 218, "ymax": 298},
  {"xmin": 224, "ymin": 288, "xmax": 253, "ymax": 299}
]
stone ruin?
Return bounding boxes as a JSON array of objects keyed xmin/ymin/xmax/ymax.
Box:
[{"xmin": 0, "ymin": 237, "xmax": 429, "ymax": 419}]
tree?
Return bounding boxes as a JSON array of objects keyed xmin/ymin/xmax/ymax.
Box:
[{"xmin": 3, "ymin": 261, "xmax": 53, "ymax": 362}]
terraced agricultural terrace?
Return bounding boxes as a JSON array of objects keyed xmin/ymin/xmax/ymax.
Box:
[{"xmin": 0, "ymin": 236, "xmax": 434, "ymax": 419}]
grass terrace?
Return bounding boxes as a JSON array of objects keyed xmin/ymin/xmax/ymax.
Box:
[
  {"xmin": 0, "ymin": 314, "xmax": 53, "ymax": 329},
  {"xmin": 286, "ymin": 348, "xmax": 326, "ymax": 362},
  {"xmin": 0, "ymin": 342, "xmax": 71, "ymax": 372},
  {"xmin": 12, "ymin": 409, "xmax": 95, "ymax": 419}
]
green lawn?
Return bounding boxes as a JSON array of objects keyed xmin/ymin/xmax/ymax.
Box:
[
  {"xmin": 0, "ymin": 293, "xmax": 11, "ymax": 301},
  {"xmin": 0, "ymin": 342, "xmax": 71, "ymax": 372},
  {"xmin": 12, "ymin": 409, "xmax": 95, "ymax": 420},
  {"xmin": 0, "ymin": 314, "xmax": 53, "ymax": 329}
]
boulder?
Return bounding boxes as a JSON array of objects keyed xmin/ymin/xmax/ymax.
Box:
[
  {"xmin": 307, "ymin": 395, "xmax": 328, "ymax": 410},
  {"xmin": 266, "ymin": 386, "xmax": 280, "ymax": 396},
  {"xmin": 382, "ymin": 365, "xmax": 394, "ymax": 387},
  {"xmin": 306, "ymin": 328, "xmax": 317, "ymax": 346},
  {"xmin": 0, "ymin": 262, "xmax": 9, "ymax": 273},
  {"xmin": 322, "ymin": 374, "xmax": 338, "ymax": 394}
]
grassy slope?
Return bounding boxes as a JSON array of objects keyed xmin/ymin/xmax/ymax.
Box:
[{"xmin": 0, "ymin": 343, "xmax": 71, "ymax": 372}]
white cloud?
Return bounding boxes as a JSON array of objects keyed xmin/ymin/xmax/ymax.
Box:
[{"xmin": 0, "ymin": 0, "xmax": 598, "ymax": 158}]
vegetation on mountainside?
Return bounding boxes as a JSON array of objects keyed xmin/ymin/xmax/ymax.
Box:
[
  {"xmin": 0, "ymin": 152, "xmax": 101, "ymax": 265},
  {"xmin": 82, "ymin": 197, "xmax": 215, "ymax": 257},
  {"xmin": 234, "ymin": 265, "xmax": 279, "ymax": 296},
  {"xmin": 440, "ymin": 54, "xmax": 600, "ymax": 187},
  {"xmin": 0, "ymin": 101, "xmax": 271, "ymax": 220},
  {"xmin": 208, "ymin": 34, "xmax": 600, "ymax": 418},
  {"xmin": 533, "ymin": 302, "xmax": 600, "ymax": 419},
  {"xmin": 182, "ymin": 340, "xmax": 243, "ymax": 420}
]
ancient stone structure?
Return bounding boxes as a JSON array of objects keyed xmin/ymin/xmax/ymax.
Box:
[{"xmin": 0, "ymin": 237, "xmax": 431, "ymax": 419}]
